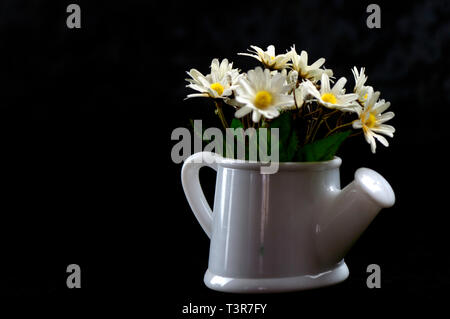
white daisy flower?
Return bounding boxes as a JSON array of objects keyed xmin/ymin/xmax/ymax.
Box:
[
  {"xmin": 185, "ymin": 58, "xmax": 240, "ymax": 99},
  {"xmin": 238, "ymin": 45, "xmax": 292, "ymax": 70},
  {"xmin": 278, "ymin": 79, "xmax": 308, "ymax": 110},
  {"xmin": 286, "ymin": 70, "xmax": 299, "ymax": 90},
  {"xmin": 234, "ymin": 67, "xmax": 294, "ymax": 122},
  {"xmin": 352, "ymin": 90, "xmax": 395, "ymax": 153},
  {"xmin": 303, "ymin": 73, "xmax": 359, "ymax": 111},
  {"xmin": 352, "ymin": 66, "xmax": 372, "ymax": 103},
  {"xmin": 272, "ymin": 69, "xmax": 298, "ymax": 91},
  {"xmin": 292, "ymin": 83, "xmax": 307, "ymax": 110},
  {"xmin": 290, "ymin": 46, "xmax": 333, "ymax": 83}
]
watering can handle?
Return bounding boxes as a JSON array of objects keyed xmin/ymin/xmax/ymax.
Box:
[{"xmin": 181, "ymin": 152, "xmax": 219, "ymax": 239}]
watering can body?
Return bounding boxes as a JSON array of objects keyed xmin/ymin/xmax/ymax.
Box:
[{"xmin": 182, "ymin": 152, "xmax": 395, "ymax": 293}]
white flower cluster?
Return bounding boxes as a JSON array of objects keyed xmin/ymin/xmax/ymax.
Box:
[{"xmin": 185, "ymin": 45, "xmax": 395, "ymax": 153}]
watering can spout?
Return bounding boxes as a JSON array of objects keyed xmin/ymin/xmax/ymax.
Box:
[{"xmin": 316, "ymin": 168, "xmax": 395, "ymax": 265}]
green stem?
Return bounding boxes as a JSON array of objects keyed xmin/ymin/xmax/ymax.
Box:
[
  {"xmin": 336, "ymin": 112, "xmax": 345, "ymax": 127},
  {"xmin": 325, "ymin": 121, "xmax": 354, "ymax": 137},
  {"xmin": 349, "ymin": 131, "xmax": 362, "ymax": 138},
  {"xmin": 214, "ymin": 100, "xmax": 228, "ymax": 129},
  {"xmin": 303, "ymin": 108, "xmax": 322, "ymax": 117},
  {"xmin": 304, "ymin": 108, "xmax": 323, "ymax": 144},
  {"xmin": 322, "ymin": 109, "xmax": 339, "ymax": 119},
  {"xmin": 245, "ymin": 114, "xmax": 251, "ymax": 130},
  {"xmin": 324, "ymin": 118, "xmax": 332, "ymax": 131},
  {"xmin": 310, "ymin": 110, "xmax": 325, "ymax": 142}
]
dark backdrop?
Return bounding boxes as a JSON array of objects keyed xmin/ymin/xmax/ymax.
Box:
[{"xmin": 0, "ymin": 0, "xmax": 448, "ymax": 312}]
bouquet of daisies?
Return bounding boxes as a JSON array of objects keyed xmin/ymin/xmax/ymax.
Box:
[{"xmin": 185, "ymin": 45, "xmax": 395, "ymax": 162}]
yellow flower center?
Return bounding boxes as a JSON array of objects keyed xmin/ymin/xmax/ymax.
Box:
[
  {"xmin": 363, "ymin": 93, "xmax": 368, "ymax": 99},
  {"xmin": 364, "ymin": 112, "xmax": 377, "ymax": 128},
  {"xmin": 210, "ymin": 82, "xmax": 224, "ymax": 96},
  {"xmin": 254, "ymin": 90, "xmax": 273, "ymax": 109},
  {"xmin": 270, "ymin": 56, "xmax": 275, "ymax": 60},
  {"xmin": 321, "ymin": 93, "xmax": 337, "ymax": 104}
]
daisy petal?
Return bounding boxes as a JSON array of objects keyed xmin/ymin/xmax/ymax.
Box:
[
  {"xmin": 371, "ymin": 124, "xmax": 395, "ymax": 137},
  {"xmin": 321, "ymin": 73, "xmax": 330, "ymax": 93},
  {"xmin": 252, "ymin": 110, "xmax": 262, "ymax": 122},
  {"xmin": 309, "ymin": 58, "xmax": 326, "ymax": 70},
  {"xmin": 235, "ymin": 106, "xmax": 252, "ymax": 118},
  {"xmin": 185, "ymin": 93, "xmax": 208, "ymax": 100},
  {"xmin": 373, "ymin": 133, "xmax": 389, "ymax": 147},
  {"xmin": 374, "ymin": 101, "xmax": 391, "ymax": 114},
  {"xmin": 377, "ymin": 111, "xmax": 395, "ymax": 123},
  {"xmin": 332, "ymin": 77, "xmax": 347, "ymax": 94}
]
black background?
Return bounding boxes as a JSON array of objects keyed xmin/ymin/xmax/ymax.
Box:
[{"xmin": 0, "ymin": 0, "xmax": 448, "ymax": 313}]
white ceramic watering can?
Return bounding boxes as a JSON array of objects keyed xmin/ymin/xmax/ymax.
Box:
[{"xmin": 181, "ymin": 152, "xmax": 395, "ymax": 293}]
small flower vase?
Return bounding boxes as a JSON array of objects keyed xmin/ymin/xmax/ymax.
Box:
[{"xmin": 181, "ymin": 152, "xmax": 395, "ymax": 293}]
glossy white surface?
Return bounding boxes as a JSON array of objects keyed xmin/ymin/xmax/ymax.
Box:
[
  {"xmin": 355, "ymin": 168, "xmax": 396, "ymax": 208},
  {"xmin": 181, "ymin": 152, "xmax": 219, "ymax": 238},
  {"xmin": 181, "ymin": 152, "xmax": 395, "ymax": 293},
  {"xmin": 204, "ymin": 261, "xmax": 349, "ymax": 293}
]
